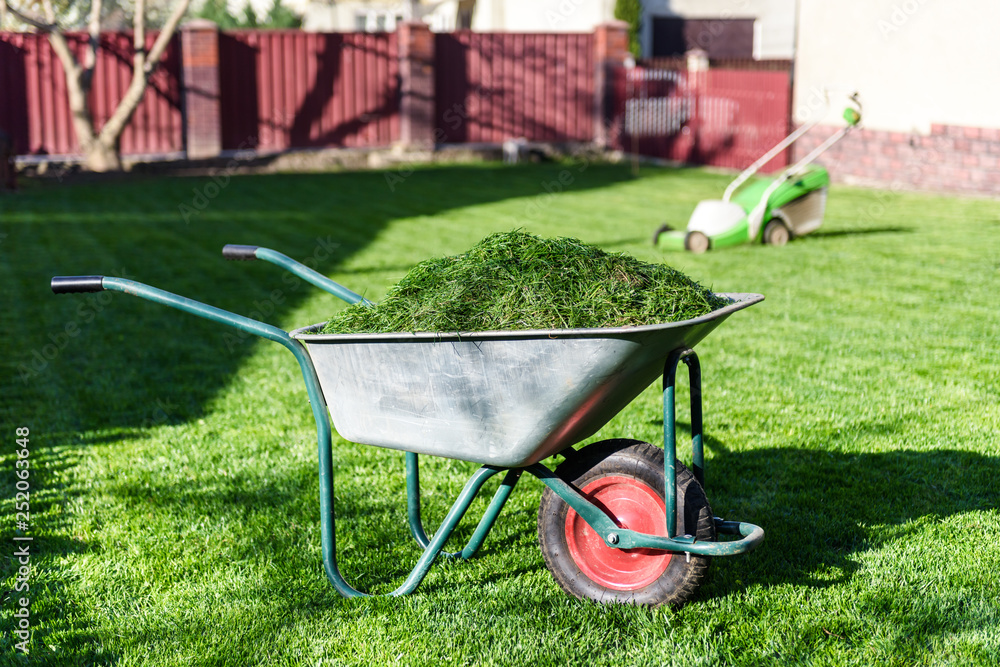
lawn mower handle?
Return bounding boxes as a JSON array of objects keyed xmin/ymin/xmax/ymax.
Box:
[{"xmin": 222, "ymin": 244, "xmax": 372, "ymax": 307}]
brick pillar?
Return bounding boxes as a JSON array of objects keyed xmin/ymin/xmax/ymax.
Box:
[
  {"xmin": 398, "ymin": 21, "xmax": 436, "ymax": 148},
  {"xmin": 593, "ymin": 21, "xmax": 630, "ymax": 148},
  {"xmin": 181, "ymin": 19, "xmax": 222, "ymax": 160}
]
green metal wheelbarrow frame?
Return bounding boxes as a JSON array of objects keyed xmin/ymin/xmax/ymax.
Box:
[{"xmin": 51, "ymin": 244, "xmax": 764, "ymax": 598}]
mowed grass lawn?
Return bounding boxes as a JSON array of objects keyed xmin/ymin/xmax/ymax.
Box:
[{"xmin": 1, "ymin": 162, "xmax": 998, "ymax": 666}]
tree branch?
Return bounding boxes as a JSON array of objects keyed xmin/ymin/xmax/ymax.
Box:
[
  {"xmin": 40, "ymin": 0, "xmax": 55, "ymax": 24},
  {"xmin": 2, "ymin": 1, "xmax": 57, "ymax": 31},
  {"xmin": 12, "ymin": 0, "xmax": 98, "ymax": 153},
  {"xmin": 134, "ymin": 0, "xmax": 145, "ymax": 51},
  {"xmin": 83, "ymin": 0, "xmax": 103, "ymax": 77},
  {"xmin": 145, "ymin": 0, "xmax": 191, "ymax": 74},
  {"xmin": 97, "ymin": 0, "xmax": 192, "ymax": 147}
]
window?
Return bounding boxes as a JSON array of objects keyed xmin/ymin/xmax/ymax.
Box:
[
  {"xmin": 651, "ymin": 17, "xmax": 755, "ymax": 58},
  {"xmin": 355, "ymin": 11, "xmax": 395, "ymax": 32}
]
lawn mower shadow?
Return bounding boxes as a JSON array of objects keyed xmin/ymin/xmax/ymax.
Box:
[
  {"xmin": 698, "ymin": 437, "xmax": 1000, "ymax": 596},
  {"xmin": 805, "ymin": 225, "xmax": 912, "ymax": 240},
  {"xmin": 599, "ymin": 236, "xmax": 655, "ymax": 248}
]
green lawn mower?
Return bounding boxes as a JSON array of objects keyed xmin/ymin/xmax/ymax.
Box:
[{"xmin": 654, "ymin": 94, "xmax": 862, "ymax": 253}]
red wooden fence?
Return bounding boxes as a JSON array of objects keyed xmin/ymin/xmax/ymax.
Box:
[
  {"xmin": 435, "ymin": 32, "xmax": 594, "ymax": 143},
  {"xmin": 1, "ymin": 27, "xmax": 790, "ymax": 169},
  {"xmin": 614, "ymin": 64, "xmax": 791, "ymax": 171},
  {"xmin": 0, "ymin": 32, "xmax": 182, "ymax": 157},
  {"xmin": 218, "ymin": 31, "xmax": 398, "ymax": 152}
]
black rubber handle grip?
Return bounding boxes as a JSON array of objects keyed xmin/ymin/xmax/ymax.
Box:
[
  {"xmin": 51, "ymin": 276, "xmax": 105, "ymax": 294},
  {"xmin": 223, "ymin": 244, "xmax": 259, "ymax": 261}
]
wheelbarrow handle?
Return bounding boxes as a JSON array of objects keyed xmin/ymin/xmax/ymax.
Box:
[
  {"xmin": 222, "ymin": 244, "xmax": 372, "ymax": 307},
  {"xmin": 51, "ymin": 276, "xmax": 106, "ymax": 294},
  {"xmin": 49, "ymin": 273, "xmax": 331, "ymax": 427},
  {"xmin": 222, "ymin": 244, "xmax": 259, "ymax": 261}
]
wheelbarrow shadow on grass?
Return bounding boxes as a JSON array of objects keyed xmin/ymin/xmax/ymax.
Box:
[
  {"xmin": 685, "ymin": 429, "xmax": 1000, "ymax": 599},
  {"xmin": 90, "ymin": 437, "xmax": 543, "ymax": 594}
]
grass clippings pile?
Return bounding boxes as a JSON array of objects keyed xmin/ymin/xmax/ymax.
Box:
[{"xmin": 319, "ymin": 231, "xmax": 730, "ymax": 334}]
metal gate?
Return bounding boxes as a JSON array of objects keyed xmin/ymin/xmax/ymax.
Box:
[{"xmin": 613, "ymin": 61, "xmax": 792, "ymax": 171}]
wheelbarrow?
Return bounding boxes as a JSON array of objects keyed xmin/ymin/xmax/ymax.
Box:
[{"xmin": 51, "ymin": 244, "xmax": 765, "ymax": 607}]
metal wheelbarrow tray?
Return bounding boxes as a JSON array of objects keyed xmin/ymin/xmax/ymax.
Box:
[
  {"xmin": 52, "ymin": 244, "xmax": 765, "ymax": 607},
  {"xmin": 292, "ymin": 296, "xmax": 756, "ymax": 468}
]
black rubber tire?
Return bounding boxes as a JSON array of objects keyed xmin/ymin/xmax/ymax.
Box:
[
  {"xmin": 763, "ymin": 219, "xmax": 790, "ymax": 246},
  {"xmin": 685, "ymin": 231, "xmax": 710, "ymax": 254},
  {"xmin": 652, "ymin": 223, "xmax": 673, "ymax": 245},
  {"xmin": 538, "ymin": 439, "xmax": 715, "ymax": 607}
]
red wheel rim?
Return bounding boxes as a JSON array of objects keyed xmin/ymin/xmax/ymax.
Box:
[{"xmin": 565, "ymin": 475, "xmax": 671, "ymax": 590}]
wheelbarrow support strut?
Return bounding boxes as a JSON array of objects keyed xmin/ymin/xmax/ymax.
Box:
[{"xmin": 524, "ymin": 348, "xmax": 763, "ymax": 556}]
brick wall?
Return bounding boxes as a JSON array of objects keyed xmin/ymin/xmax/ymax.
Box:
[{"xmin": 794, "ymin": 123, "xmax": 1000, "ymax": 196}]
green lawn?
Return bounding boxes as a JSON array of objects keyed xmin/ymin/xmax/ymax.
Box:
[{"xmin": 1, "ymin": 163, "xmax": 998, "ymax": 666}]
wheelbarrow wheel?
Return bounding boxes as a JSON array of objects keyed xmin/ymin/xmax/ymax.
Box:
[
  {"xmin": 538, "ymin": 439, "xmax": 715, "ymax": 607},
  {"xmin": 763, "ymin": 219, "xmax": 790, "ymax": 246}
]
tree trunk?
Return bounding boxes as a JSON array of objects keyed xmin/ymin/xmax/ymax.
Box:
[
  {"xmin": 85, "ymin": 138, "xmax": 122, "ymax": 172},
  {"xmin": 4, "ymin": 0, "xmax": 191, "ymax": 173}
]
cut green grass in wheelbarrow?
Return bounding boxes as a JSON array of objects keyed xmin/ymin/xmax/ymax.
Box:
[
  {"xmin": 51, "ymin": 235, "xmax": 763, "ymax": 608},
  {"xmin": 319, "ymin": 231, "xmax": 732, "ymax": 334}
]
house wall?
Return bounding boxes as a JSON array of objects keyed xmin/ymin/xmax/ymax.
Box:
[
  {"xmin": 793, "ymin": 0, "xmax": 1000, "ymax": 194},
  {"xmin": 639, "ymin": 0, "xmax": 797, "ymax": 59},
  {"xmin": 471, "ymin": 0, "xmax": 616, "ymax": 32},
  {"xmin": 794, "ymin": 0, "xmax": 1000, "ymax": 133},
  {"xmin": 302, "ymin": 0, "xmax": 459, "ymax": 32}
]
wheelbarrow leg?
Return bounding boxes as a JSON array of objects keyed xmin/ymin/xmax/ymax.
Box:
[
  {"xmin": 461, "ymin": 468, "xmax": 522, "ymax": 559},
  {"xmin": 311, "ymin": 366, "xmax": 515, "ymax": 597},
  {"xmin": 312, "ymin": 372, "xmax": 510, "ymax": 595},
  {"xmin": 406, "ymin": 452, "xmax": 522, "ymax": 559},
  {"xmin": 663, "ymin": 348, "xmax": 704, "ymax": 538}
]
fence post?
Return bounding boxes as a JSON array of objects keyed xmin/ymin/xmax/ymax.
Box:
[
  {"xmin": 398, "ymin": 21, "xmax": 436, "ymax": 149},
  {"xmin": 593, "ymin": 21, "xmax": 630, "ymax": 148},
  {"xmin": 181, "ymin": 19, "xmax": 222, "ymax": 160},
  {"xmin": 685, "ymin": 48, "xmax": 709, "ymax": 163}
]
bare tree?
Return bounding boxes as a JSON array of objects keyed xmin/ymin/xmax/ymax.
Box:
[{"xmin": 3, "ymin": 0, "xmax": 191, "ymax": 171}]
